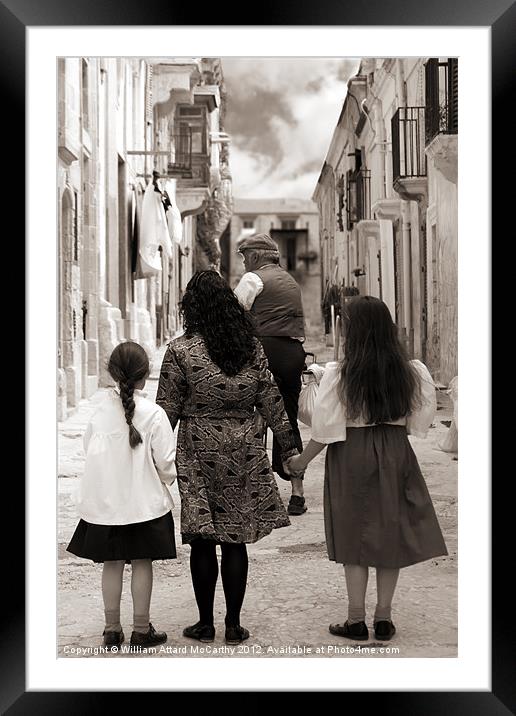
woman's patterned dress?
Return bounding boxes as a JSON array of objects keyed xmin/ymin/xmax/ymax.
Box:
[{"xmin": 156, "ymin": 335, "xmax": 298, "ymax": 544}]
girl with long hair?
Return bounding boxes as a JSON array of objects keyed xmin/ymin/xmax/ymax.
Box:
[
  {"xmin": 67, "ymin": 341, "xmax": 177, "ymax": 650},
  {"xmin": 287, "ymin": 296, "xmax": 447, "ymax": 641},
  {"xmin": 157, "ymin": 270, "xmax": 298, "ymax": 645}
]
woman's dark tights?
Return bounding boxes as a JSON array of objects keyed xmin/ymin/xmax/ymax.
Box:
[{"xmin": 190, "ymin": 538, "xmax": 249, "ymax": 627}]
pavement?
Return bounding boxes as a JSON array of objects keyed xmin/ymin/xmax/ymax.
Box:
[{"xmin": 58, "ymin": 336, "xmax": 458, "ymax": 659}]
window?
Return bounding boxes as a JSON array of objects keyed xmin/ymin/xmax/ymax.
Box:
[
  {"xmin": 243, "ymin": 219, "xmax": 255, "ymax": 229},
  {"xmin": 177, "ymin": 105, "xmax": 206, "ymax": 154},
  {"xmin": 281, "ymin": 219, "xmax": 297, "ymax": 230},
  {"xmin": 425, "ymin": 58, "xmax": 458, "ymax": 145}
]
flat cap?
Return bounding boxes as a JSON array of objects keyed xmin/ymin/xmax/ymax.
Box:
[{"xmin": 237, "ymin": 233, "xmax": 279, "ymax": 253}]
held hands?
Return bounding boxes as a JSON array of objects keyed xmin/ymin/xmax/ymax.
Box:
[{"xmin": 283, "ymin": 453, "xmax": 306, "ymax": 478}]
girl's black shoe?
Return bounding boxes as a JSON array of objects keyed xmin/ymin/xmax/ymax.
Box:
[
  {"xmin": 329, "ymin": 620, "xmax": 369, "ymax": 640},
  {"xmin": 183, "ymin": 622, "xmax": 215, "ymax": 643},
  {"xmin": 130, "ymin": 622, "xmax": 167, "ymax": 648},
  {"xmin": 374, "ymin": 620, "xmax": 396, "ymax": 641},
  {"xmin": 225, "ymin": 624, "xmax": 250, "ymax": 645},
  {"xmin": 103, "ymin": 629, "xmax": 124, "ymax": 650}
]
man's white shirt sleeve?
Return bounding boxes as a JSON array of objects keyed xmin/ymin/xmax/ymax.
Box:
[{"xmin": 234, "ymin": 272, "xmax": 264, "ymax": 310}]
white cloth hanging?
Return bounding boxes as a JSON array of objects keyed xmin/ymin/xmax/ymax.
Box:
[
  {"xmin": 138, "ymin": 181, "xmax": 173, "ymax": 276},
  {"xmin": 166, "ymin": 197, "xmax": 183, "ymax": 246}
]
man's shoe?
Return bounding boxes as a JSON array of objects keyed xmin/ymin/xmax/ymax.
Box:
[
  {"xmin": 130, "ymin": 622, "xmax": 167, "ymax": 648},
  {"xmin": 183, "ymin": 622, "xmax": 215, "ymax": 643},
  {"xmin": 374, "ymin": 620, "xmax": 396, "ymax": 641},
  {"xmin": 329, "ymin": 620, "xmax": 369, "ymax": 641},
  {"xmin": 287, "ymin": 495, "xmax": 307, "ymax": 515},
  {"xmin": 225, "ymin": 624, "xmax": 250, "ymax": 645},
  {"xmin": 102, "ymin": 629, "xmax": 124, "ymax": 650}
]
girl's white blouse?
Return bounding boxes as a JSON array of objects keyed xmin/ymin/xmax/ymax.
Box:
[
  {"xmin": 75, "ymin": 389, "xmax": 177, "ymax": 525},
  {"xmin": 311, "ymin": 360, "xmax": 437, "ymax": 444}
]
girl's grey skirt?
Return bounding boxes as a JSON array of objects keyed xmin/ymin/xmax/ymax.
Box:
[{"xmin": 324, "ymin": 425, "xmax": 448, "ymax": 568}]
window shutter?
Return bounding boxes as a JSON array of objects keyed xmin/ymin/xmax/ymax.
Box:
[
  {"xmin": 448, "ymin": 58, "xmax": 458, "ymax": 134},
  {"xmin": 425, "ymin": 59, "xmax": 439, "ymax": 144},
  {"xmin": 146, "ymin": 64, "xmax": 153, "ymax": 125}
]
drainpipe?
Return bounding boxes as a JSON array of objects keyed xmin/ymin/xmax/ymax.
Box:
[
  {"xmin": 396, "ymin": 59, "xmax": 407, "ymax": 107},
  {"xmin": 400, "ymin": 199, "xmax": 412, "ymax": 335},
  {"xmin": 370, "ymin": 98, "xmax": 387, "ymax": 200}
]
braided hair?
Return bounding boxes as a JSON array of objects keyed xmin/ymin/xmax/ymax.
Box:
[{"xmin": 108, "ymin": 341, "xmax": 150, "ymax": 448}]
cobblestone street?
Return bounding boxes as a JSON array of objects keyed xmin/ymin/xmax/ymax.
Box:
[{"xmin": 58, "ymin": 338, "xmax": 458, "ymax": 659}]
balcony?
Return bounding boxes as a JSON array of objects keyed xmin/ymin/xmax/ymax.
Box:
[
  {"xmin": 346, "ymin": 168, "xmax": 371, "ymax": 230},
  {"xmin": 167, "ymin": 129, "xmax": 193, "ymax": 178},
  {"xmin": 392, "ymin": 107, "xmax": 427, "ymax": 189},
  {"xmin": 424, "ymin": 58, "xmax": 458, "ymax": 184},
  {"xmin": 425, "ymin": 59, "xmax": 458, "ymax": 146},
  {"xmin": 177, "ymin": 154, "xmax": 210, "ymax": 187}
]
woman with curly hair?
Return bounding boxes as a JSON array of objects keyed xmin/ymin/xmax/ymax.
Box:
[{"xmin": 156, "ymin": 270, "xmax": 298, "ymax": 645}]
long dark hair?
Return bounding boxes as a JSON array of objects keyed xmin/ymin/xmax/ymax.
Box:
[
  {"xmin": 339, "ymin": 295, "xmax": 421, "ymax": 423},
  {"xmin": 108, "ymin": 341, "xmax": 149, "ymax": 448},
  {"xmin": 181, "ymin": 270, "xmax": 257, "ymax": 375}
]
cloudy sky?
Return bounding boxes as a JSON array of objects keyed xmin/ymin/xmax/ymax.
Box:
[{"xmin": 222, "ymin": 57, "xmax": 360, "ymax": 201}]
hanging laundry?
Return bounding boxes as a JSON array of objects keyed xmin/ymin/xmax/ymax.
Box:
[
  {"xmin": 131, "ymin": 185, "xmax": 140, "ymax": 275},
  {"xmin": 165, "ymin": 193, "xmax": 183, "ymax": 246},
  {"xmin": 155, "ymin": 181, "xmax": 173, "ymax": 260},
  {"xmin": 138, "ymin": 179, "xmax": 173, "ymax": 276}
]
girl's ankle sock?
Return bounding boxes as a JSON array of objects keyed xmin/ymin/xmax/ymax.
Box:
[
  {"xmin": 133, "ymin": 613, "xmax": 150, "ymax": 633},
  {"xmin": 104, "ymin": 609, "xmax": 122, "ymax": 633},
  {"xmin": 347, "ymin": 605, "xmax": 366, "ymax": 624},
  {"xmin": 373, "ymin": 606, "xmax": 392, "ymax": 624}
]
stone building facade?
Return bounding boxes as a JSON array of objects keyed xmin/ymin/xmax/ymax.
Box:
[
  {"xmin": 313, "ymin": 58, "xmax": 458, "ymax": 384},
  {"xmin": 227, "ymin": 198, "xmax": 321, "ymax": 333},
  {"xmin": 58, "ymin": 57, "xmax": 232, "ymax": 419}
]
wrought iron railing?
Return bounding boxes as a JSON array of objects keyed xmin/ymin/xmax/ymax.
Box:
[
  {"xmin": 167, "ymin": 127, "xmax": 192, "ymax": 177},
  {"xmin": 392, "ymin": 107, "xmax": 427, "ymax": 184},
  {"xmin": 356, "ymin": 168, "xmax": 371, "ymax": 222},
  {"xmin": 425, "ymin": 58, "xmax": 458, "ymax": 145}
]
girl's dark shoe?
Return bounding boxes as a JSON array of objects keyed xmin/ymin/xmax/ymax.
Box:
[
  {"xmin": 103, "ymin": 629, "xmax": 124, "ymax": 650},
  {"xmin": 374, "ymin": 620, "xmax": 396, "ymax": 641},
  {"xmin": 130, "ymin": 622, "xmax": 167, "ymax": 648},
  {"xmin": 288, "ymin": 495, "xmax": 307, "ymax": 515},
  {"xmin": 329, "ymin": 620, "xmax": 369, "ymax": 640},
  {"xmin": 183, "ymin": 622, "xmax": 216, "ymax": 643},
  {"xmin": 225, "ymin": 624, "xmax": 250, "ymax": 645}
]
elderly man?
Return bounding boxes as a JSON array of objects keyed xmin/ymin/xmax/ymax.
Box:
[{"xmin": 234, "ymin": 233, "xmax": 307, "ymax": 516}]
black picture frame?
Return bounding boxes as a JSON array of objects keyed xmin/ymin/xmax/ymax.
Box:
[{"xmin": 5, "ymin": 0, "xmax": 505, "ymax": 710}]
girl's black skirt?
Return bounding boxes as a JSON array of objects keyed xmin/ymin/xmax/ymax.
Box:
[{"xmin": 66, "ymin": 511, "xmax": 177, "ymax": 563}]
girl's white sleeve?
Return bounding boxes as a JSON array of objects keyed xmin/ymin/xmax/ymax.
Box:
[
  {"xmin": 83, "ymin": 421, "xmax": 93, "ymax": 453},
  {"xmin": 151, "ymin": 408, "xmax": 177, "ymax": 485},
  {"xmin": 311, "ymin": 362, "xmax": 347, "ymax": 444},
  {"xmin": 406, "ymin": 360, "xmax": 437, "ymax": 438}
]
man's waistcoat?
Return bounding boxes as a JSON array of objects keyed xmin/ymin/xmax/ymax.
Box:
[{"xmin": 251, "ymin": 264, "xmax": 305, "ymax": 338}]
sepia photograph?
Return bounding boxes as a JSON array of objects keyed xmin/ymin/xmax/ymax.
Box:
[
  {"xmin": 57, "ymin": 54, "xmax": 458, "ymax": 660},
  {"xmin": 15, "ymin": 13, "xmax": 497, "ymax": 705}
]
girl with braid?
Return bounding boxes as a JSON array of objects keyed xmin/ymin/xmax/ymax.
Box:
[{"xmin": 67, "ymin": 341, "xmax": 177, "ymax": 651}]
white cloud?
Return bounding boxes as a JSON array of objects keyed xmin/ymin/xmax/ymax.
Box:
[{"xmin": 223, "ymin": 57, "xmax": 360, "ymax": 199}]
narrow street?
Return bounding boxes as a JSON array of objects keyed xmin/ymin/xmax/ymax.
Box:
[{"xmin": 58, "ymin": 337, "xmax": 458, "ymax": 659}]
